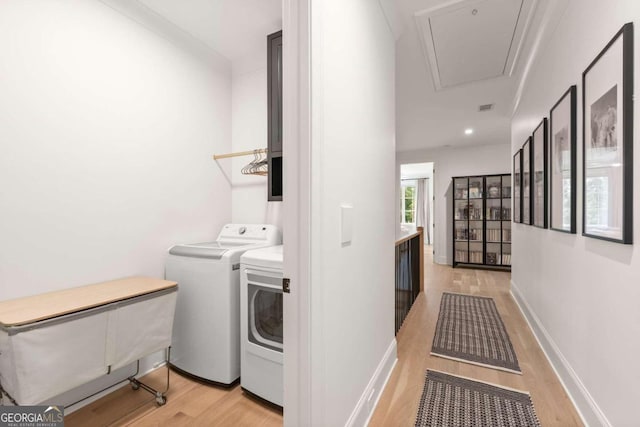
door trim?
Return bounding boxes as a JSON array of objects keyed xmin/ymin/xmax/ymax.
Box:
[{"xmin": 282, "ymin": 0, "xmax": 312, "ymax": 425}]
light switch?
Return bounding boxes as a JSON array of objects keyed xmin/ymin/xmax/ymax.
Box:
[{"xmin": 341, "ymin": 204, "xmax": 353, "ymax": 245}]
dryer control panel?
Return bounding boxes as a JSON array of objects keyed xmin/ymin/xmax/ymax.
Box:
[{"xmin": 217, "ymin": 224, "xmax": 282, "ymax": 246}]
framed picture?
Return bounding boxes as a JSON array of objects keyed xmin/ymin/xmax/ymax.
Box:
[
  {"xmin": 582, "ymin": 22, "xmax": 633, "ymax": 243},
  {"xmin": 513, "ymin": 150, "xmax": 522, "ymax": 223},
  {"xmin": 532, "ymin": 118, "xmax": 548, "ymax": 228},
  {"xmin": 522, "ymin": 137, "xmax": 532, "ymax": 225},
  {"xmin": 549, "ymin": 86, "xmax": 577, "ymax": 233}
]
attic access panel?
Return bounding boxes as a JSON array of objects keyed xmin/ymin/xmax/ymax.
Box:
[{"xmin": 415, "ymin": 0, "xmax": 537, "ymax": 90}]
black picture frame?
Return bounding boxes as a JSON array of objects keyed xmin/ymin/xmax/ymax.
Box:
[
  {"xmin": 532, "ymin": 118, "xmax": 548, "ymax": 228},
  {"xmin": 522, "ymin": 137, "xmax": 532, "ymax": 225},
  {"xmin": 513, "ymin": 150, "xmax": 522, "ymax": 224},
  {"xmin": 549, "ymin": 86, "xmax": 577, "ymax": 233},
  {"xmin": 582, "ymin": 22, "xmax": 633, "ymax": 244}
]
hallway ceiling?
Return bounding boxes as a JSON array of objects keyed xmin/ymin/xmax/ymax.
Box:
[
  {"xmin": 416, "ymin": 0, "xmax": 533, "ymax": 90},
  {"xmin": 396, "ymin": 0, "xmax": 542, "ymax": 151},
  {"xmin": 137, "ymin": 0, "xmax": 282, "ymax": 64},
  {"xmin": 134, "ymin": 0, "xmax": 547, "ymax": 152}
]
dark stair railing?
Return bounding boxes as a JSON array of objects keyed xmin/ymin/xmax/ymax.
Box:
[{"xmin": 395, "ymin": 227, "xmax": 423, "ymax": 334}]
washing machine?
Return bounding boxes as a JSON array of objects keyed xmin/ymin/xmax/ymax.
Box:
[
  {"xmin": 165, "ymin": 224, "xmax": 281, "ymax": 385},
  {"xmin": 240, "ymin": 245, "xmax": 283, "ymax": 406}
]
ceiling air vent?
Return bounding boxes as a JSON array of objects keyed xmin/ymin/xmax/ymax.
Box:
[{"xmin": 478, "ymin": 103, "xmax": 494, "ymax": 112}]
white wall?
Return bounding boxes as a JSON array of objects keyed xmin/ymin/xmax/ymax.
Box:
[
  {"xmin": 0, "ymin": 0, "xmax": 231, "ymax": 299},
  {"xmin": 308, "ymin": 0, "xmax": 397, "ymax": 425},
  {"xmin": 512, "ymin": 1, "xmax": 640, "ymax": 426},
  {"xmin": 0, "ymin": 0, "xmax": 231, "ymax": 405},
  {"xmin": 230, "ymin": 50, "xmax": 282, "ymax": 230},
  {"xmin": 230, "ymin": 61, "xmax": 269, "ymax": 223},
  {"xmin": 397, "ymin": 144, "xmax": 511, "ymax": 264}
]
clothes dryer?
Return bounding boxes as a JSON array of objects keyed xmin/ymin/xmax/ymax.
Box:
[{"xmin": 240, "ymin": 245, "xmax": 283, "ymax": 406}]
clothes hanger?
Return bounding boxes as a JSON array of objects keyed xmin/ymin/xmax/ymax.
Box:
[{"xmin": 242, "ymin": 149, "xmax": 268, "ymax": 176}]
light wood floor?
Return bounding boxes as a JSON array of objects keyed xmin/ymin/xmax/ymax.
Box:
[
  {"xmin": 65, "ymin": 370, "xmax": 283, "ymax": 426},
  {"xmin": 369, "ymin": 249, "xmax": 584, "ymax": 427},
  {"xmin": 67, "ymin": 249, "xmax": 582, "ymax": 426}
]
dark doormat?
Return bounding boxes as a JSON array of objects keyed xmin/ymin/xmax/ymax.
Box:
[
  {"xmin": 431, "ymin": 292, "xmax": 521, "ymax": 374},
  {"xmin": 415, "ymin": 370, "xmax": 540, "ymax": 427}
]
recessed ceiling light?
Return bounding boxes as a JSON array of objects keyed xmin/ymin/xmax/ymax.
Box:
[{"xmin": 465, "ymin": 128, "xmax": 474, "ymax": 135}]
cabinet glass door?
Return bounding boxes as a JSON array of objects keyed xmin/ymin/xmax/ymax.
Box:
[
  {"xmin": 468, "ymin": 177, "xmax": 484, "ymax": 264},
  {"xmin": 501, "ymin": 174, "xmax": 512, "ymax": 265},
  {"xmin": 486, "ymin": 175, "xmax": 503, "ymax": 267},
  {"xmin": 501, "ymin": 221, "xmax": 512, "ymax": 266},
  {"xmin": 453, "ymin": 177, "xmax": 469, "ymax": 264},
  {"xmin": 486, "ymin": 175, "xmax": 503, "ymax": 222}
]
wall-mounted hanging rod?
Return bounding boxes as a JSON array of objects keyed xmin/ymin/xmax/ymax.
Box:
[{"xmin": 212, "ymin": 148, "xmax": 267, "ymax": 160}]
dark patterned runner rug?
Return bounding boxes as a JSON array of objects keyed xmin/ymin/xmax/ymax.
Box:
[
  {"xmin": 431, "ymin": 292, "xmax": 521, "ymax": 374},
  {"xmin": 415, "ymin": 370, "xmax": 540, "ymax": 427}
]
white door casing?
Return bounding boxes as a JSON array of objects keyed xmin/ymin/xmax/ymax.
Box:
[{"xmin": 282, "ymin": 0, "xmax": 312, "ymax": 425}]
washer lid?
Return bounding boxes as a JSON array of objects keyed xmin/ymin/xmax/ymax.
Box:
[
  {"xmin": 168, "ymin": 242, "xmax": 250, "ymax": 259},
  {"xmin": 241, "ymin": 245, "xmax": 283, "ymax": 269}
]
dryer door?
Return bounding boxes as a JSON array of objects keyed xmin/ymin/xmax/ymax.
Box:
[{"xmin": 246, "ymin": 270, "xmax": 283, "ymax": 353}]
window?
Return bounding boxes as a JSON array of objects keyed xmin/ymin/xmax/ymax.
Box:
[{"xmin": 401, "ymin": 181, "xmax": 417, "ymax": 224}]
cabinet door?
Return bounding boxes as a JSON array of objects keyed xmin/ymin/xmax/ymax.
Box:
[
  {"xmin": 453, "ymin": 177, "xmax": 469, "ymax": 265},
  {"xmin": 268, "ymin": 30, "xmax": 283, "ymax": 201},
  {"xmin": 268, "ymin": 31, "xmax": 283, "ymax": 154}
]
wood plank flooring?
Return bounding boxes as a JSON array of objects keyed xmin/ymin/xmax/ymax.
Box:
[
  {"xmin": 67, "ymin": 248, "xmax": 582, "ymax": 426},
  {"xmin": 369, "ymin": 249, "xmax": 584, "ymax": 427},
  {"xmin": 65, "ymin": 370, "xmax": 282, "ymax": 427}
]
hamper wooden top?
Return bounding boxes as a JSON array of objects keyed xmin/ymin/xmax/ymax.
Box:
[{"xmin": 0, "ymin": 277, "xmax": 177, "ymax": 327}]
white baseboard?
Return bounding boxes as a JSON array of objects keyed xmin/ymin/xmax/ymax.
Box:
[
  {"xmin": 435, "ymin": 255, "xmax": 449, "ymax": 265},
  {"xmin": 510, "ymin": 281, "xmax": 611, "ymax": 427},
  {"xmin": 345, "ymin": 339, "xmax": 397, "ymax": 427}
]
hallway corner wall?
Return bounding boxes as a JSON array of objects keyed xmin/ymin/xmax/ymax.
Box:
[
  {"xmin": 512, "ymin": 1, "xmax": 640, "ymax": 425},
  {"xmin": 308, "ymin": 0, "xmax": 397, "ymax": 425}
]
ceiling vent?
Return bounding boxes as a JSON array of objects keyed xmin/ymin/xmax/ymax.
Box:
[
  {"xmin": 415, "ymin": 0, "xmax": 538, "ymax": 91},
  {"xmin": 478, "ymin": 103, "xmax": 494, "ymax": 112}
]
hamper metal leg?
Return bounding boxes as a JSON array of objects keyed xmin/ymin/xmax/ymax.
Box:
[
  {"xmin": 128, "ymin": 347, "xmax": 171, "ymax": 406},
  {"xmin": 0, "ymin": 381, "xmax": 18, "ymax": 406}
]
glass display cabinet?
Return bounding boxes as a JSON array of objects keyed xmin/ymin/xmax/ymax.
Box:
[{"xmin": 453, "ymin": 174, "xmax": 511, "ymax": 269}]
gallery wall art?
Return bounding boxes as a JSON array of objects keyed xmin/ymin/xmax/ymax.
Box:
[
  {"xmin": 532, "ymin": 119, "xmax": 548, "ymax": 229},
  {"xmin": 582, "ymin": 22, "xmax": 633, "ymax": 243},
  {"xmin": 549, "ymin": 86, "xmax": 577, "ymax": 233},
  {"xmin": 513, "ymin": 149, "xmax": 522, "ymax": 224}
]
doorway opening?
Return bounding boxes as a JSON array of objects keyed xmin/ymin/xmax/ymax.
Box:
[{"xmin": 400, "ymin": 162, "xmax": 434, "ymax": 250}]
